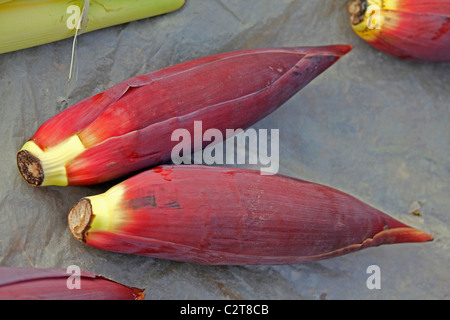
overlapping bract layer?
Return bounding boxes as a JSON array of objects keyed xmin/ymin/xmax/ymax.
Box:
[
  {"xmin": 68, "ymin": 165, "xmax": 433, "ymax": 265},
  {"xmin": 0, "ymin": 267, "xmax": 144, "ymax": 300},
  {"xmin": 17, "ymin": 45, "xmax": 352, "ymax": 186},
  {"xmin": 348, "ymin": 0, "xmax": 450, "ymax": 62}
]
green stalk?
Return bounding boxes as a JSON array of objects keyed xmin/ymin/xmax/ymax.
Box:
[{"xmin": 0, "ymin": 0, "xmax": 185, "ymax": 54}]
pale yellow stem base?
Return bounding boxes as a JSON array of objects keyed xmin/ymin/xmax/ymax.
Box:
[
  {"xmin": 19, "ymin": 135, "xmax": 86, "ymax": 186},
  {"xmin": 86, "ymin": 184, "xmax": 126, "ymax": 233}
]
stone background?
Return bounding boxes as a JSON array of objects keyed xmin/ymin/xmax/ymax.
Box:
[{"xmin": 0, "ymin": 0, "xmax": 448, "ymax": 299}]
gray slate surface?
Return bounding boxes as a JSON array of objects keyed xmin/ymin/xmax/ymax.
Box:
[{"xmin": 0, "ymin": 0, "xmax": 448, "ymax": 299}]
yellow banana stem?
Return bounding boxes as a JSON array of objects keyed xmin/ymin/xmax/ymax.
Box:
[{"xmin": 0, "ymin": 0, "xmax": 185, "ymax": 54}]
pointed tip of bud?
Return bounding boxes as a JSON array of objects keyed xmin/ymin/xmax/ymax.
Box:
[
  {"xmin": 373, "ymin": 227, "xmax": 434, "ymax": 246},
  {"xmin": 131, "ymin": 287, "xmax": 146, "ymax": 300},
  {"xmin": 295, "ymin": 44, "xmax": 354, "ymax": 57},
  {"xmin": 401, "ymin": 227, "xmax": 434, "ymax": 243},
  {"xmin": 17, "ymin": 150, "xmax": 44, "ymax": 186},
  {"xmin": 329, "ymin": 44, "xmax": 354, "ymax": 56},
  {"xmin": 68, "ymin": 198, "xmax": 93, "ymax": 243}
]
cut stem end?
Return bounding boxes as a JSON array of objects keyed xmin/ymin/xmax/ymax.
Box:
[
  {"xmin": 348, "ymin": 0, "xmax": 368, "ymax": 25},
  {"xmin": 68, "ymin": 198, "xmax": 93, "ymax": 243},
  {"xmin": 17, "ymin": 150, "xmax": 44, "ymax": 186}
]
